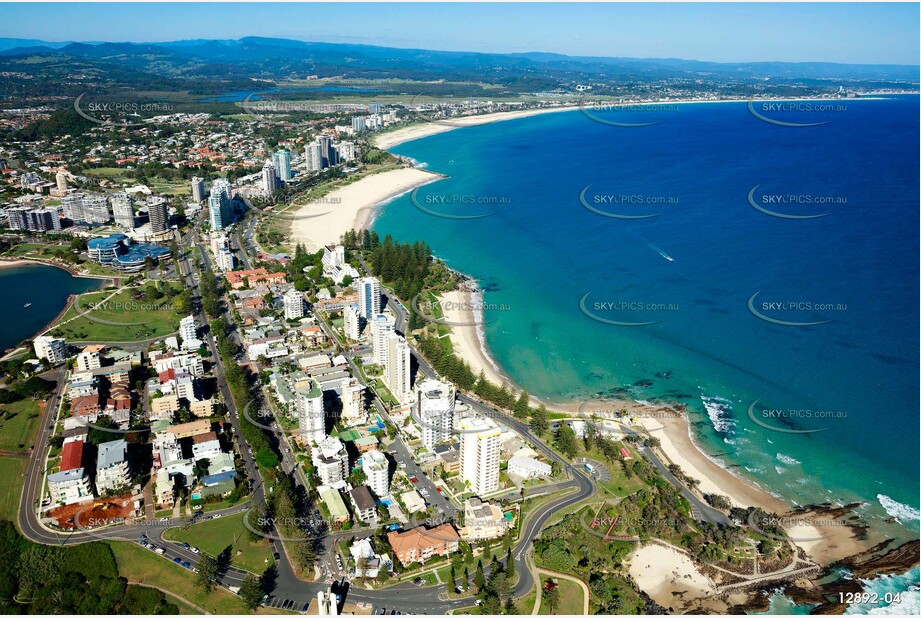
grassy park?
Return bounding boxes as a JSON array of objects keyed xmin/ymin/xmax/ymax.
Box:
[
  {"xmin": 49, "ymin": 288, "xmax": 182, "ymax": 342},
  {"xmin": 538, "ymin": 577, "xmax": 585, "ymax": 615},
  {"xmin": 163, "ymin": 512, "xmax": 274, "ymax": 573},
  {"xmin": 0, "ymin": 398, "xmax": 42, "ymax": 451},
  {"xmin": 109, "ymin": 542, "xmax": 253, "ymax": 614}
]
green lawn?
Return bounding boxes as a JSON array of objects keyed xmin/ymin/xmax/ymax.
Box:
[
  {"xmin": 516, "ymin": 587, "xmax": 538, "ymax": 614},
  {"xmin": 0, "ymin": 398, "xmax": 41, "ymax": 451},
  {"xmin": 4, "ymin": 242, "xmax": 50, "ymax": 257},
  {"xmin": 581, "ymin": 445, "xmax": 649, "ymax": 498},
  {"xmin": 539, "ymin": 577, "xmax": 585, "ymax": 615},
  {"xmin": 0, "ymin": 456, "xmax": 28, "ymax": 520},
  {"xmin": 163, "ymin": 511, "xmax": 273, "ymax": 573},
  {"xmin": 84, "ymin": 167, "xmax": 132, "ymax": 179},
  {"xmin": 109, "ymin": 542, "xmax": 253, "ymax": 614},
  {"xmin": 49, "ymin": 288, "xmax": 181, "ymax": 342}
]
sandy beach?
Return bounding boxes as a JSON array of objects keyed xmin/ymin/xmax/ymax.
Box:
[
  {"xmin": 374, "ymin": 105, "xmax": 578, "ymax": 150},
  {"xmin": 289, "ymin": 167, "xmax": 442, "ymax": 252},
  {"xmin": 372, "ymin": 96, "xmax": 872, "ymax": 152},
  {"xmin": 437, "ymin": 287, "xmax": 870, "ymax": 566},
  {"xmin": 626, "ymin": 543, "xmax": 721, "ymax": 613},
  {"xmin": 440, "ymin": 290, "xmax": 508, "ymax": 387}
]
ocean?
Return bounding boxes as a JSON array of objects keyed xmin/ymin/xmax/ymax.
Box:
[
  {"xmin": 0, "ymin": 263, "xmax": 105, "ymax": 354},
  {"xmin": 373, "ymin": 96, "xmax": 920, "ymax": 607}
]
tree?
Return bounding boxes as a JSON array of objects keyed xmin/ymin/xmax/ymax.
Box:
[
  {"xmin": 474, "ymin": 560, "xmax": 485, "ymax": 590},
  {"xmin": 194, "ymin": 458, "xmax": 210, "ymax": 478},
  {"xmin": 529, "ymin": 404, "xmax": 549, "ymax": 437},
  {"xmin": 513, "ymin": 390, "xmax": 530, "ymax": 418},
  {"xmin": 553, "ymin": 422, "xmax": 578, "ymax": 459},
  {"xmin": 88, "ymin": 415, "xmax": 119, "ymax": 445},
  {"xmin": 196, "ymin": 554, "xmax": 219, "ymax": 593},
  {"xmin": 505, "ymin": 548, "xmax": 515, "ymax": 581},
  {"xmin": 239, "ymin": 574, "xmax": 264, "ymax": 611},
  {"xmin": 545, "ymin": 584, "xmax": 560, "ymax": 613}
]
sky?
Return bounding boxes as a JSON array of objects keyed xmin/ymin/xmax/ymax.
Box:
[{"xmin": 0, "ymin": 2, "xmax": 918, "ymax": 65}]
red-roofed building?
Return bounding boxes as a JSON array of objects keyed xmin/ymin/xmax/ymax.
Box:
[
  {"xmin": 71, "ymin": 394, "xmax": 101, "ymax": 417},
  {"xmin": 619, "ymin": 447, "xmax": 632, "ymax": 460},
  {"xmin": 225, "ymin": 268, "xmax": 287, "ymax": 290},
  {"xmin": 60, "ymin": 441, "xmax": 85, "ymax": 472},
  {"xmin": 159, "ymin": 368, "xmax": 176, "ymax": 383}
]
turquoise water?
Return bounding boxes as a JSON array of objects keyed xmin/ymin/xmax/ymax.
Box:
[
  {"xmin": 374, "ymin": 97, "xmax": 920, "ymax": 537},
  {"xmin": 0, "ymin": 263, "xmax": 105, "ymax": 354}
]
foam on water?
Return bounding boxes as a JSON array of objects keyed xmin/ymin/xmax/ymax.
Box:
[{"xmin": 877, "ymin": 495, "xmax": 921, "ymax": 523}]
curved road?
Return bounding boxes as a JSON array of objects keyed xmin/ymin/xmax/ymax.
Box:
[{"xmin": 17, "ymin": 235, "xmax": 598, "ymax": 614}]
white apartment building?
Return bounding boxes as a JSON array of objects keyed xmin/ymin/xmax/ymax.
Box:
[
  {"xmin": 216, "ymin": 247, "xmax": 235, "ymax": 271},
  {"xmin": 47, "ymin": 468, "xmax": 93, "ymax": 506},
  {"xmin": 76, "ymin": 347, "xmax": 103, "ymax": 372},
  {"xmin": 82, "ymin": 195, "xmax": 111, "ymax": 224},
  {"xmin": 111, "ymin": 193, "xmax": 135, "ymax": 229},
  {"xmin": 295, "ymin": 380, "xmax": 326, "ymax": 445},
  {"xmin": 179, "ymin": 315, "xmax": 200, "ymax": 350},
  {"xmin": 96, "ymin": 439, "xmax": 131, "ymax": 494},
  {"xmin": 460, "ymin": 417, "xmax": 501, "ymax": 495},
  {"xmin": 284, "ymin": 288, "xmax": 305, "ymax": 320},
  {"xmin": 321, "ymin": 244, "xmax": 359, "ymax": 284},
  {"xmin": 261, "ymin": 161, "xmax": 277, "ymax": 194},
  {"xmin": 507, "ymin": 456, "xmax": 552, "ymax": 480},
  {"xmin": 34, "ymin": 336, "xmax": 66, "ymax": 364},
  {"xmin": 361, "ymin": 448, "xmax": 390, "ymax": 498},
  {"xmin": 304, "ymin": 142, "xmax": 323, "ymax": 171},
  {"xmin": 191, "ymin": 177, "xmax": 206, "ymax": 202},
  {"xmin": 343, "ymin": 305, "xmax": 361, "ymax": 340},
  {"xmin": 416, "ymin": 379, "xmax": 456, "ymax": 449},
  {"xmin": 339, "ymin": 377, "xmax": 366, "ymax": 427},
  {"xmin": 312, "ymin": 436, "xmax": 348, "ymax": 485},
  {"xmin": 357, "ymin": 277, "xmax": 381, "ymax": 321},
  {"xmin": 384, "ymin": 333, "xmax": 412, "ymax": 403},
  {"xmin": 336, "ymin": 141, "xmax": 356, "ymax": 162},
  {"xmin": 370, "ymin": 313, "xmax": 395, "ymax": 367}
]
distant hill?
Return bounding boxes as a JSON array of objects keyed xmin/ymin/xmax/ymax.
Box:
[
  {"xmin": 0, "ymin": 37, "xmax": 75, "ymax": 52},
  {"xmin": 0, "ymin": 36, "xmax": 916, "ymax": 82},
  {"xmin": 0, "ymin": 36, "xmax": 916, "ymax": 104}
]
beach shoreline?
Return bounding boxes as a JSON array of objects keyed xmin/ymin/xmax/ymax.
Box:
[
  {"xmin": 289, "ymin": 166, "xmax": 443, "ymax": 252},
  {"xmin": 438, "ymin": 287, "xmax": 872, "ymax": 566},
  {"xmin": 0, "ymin": 257, "xmax": 115, "ymax": 281},
  {"xmin": 373, "ymin": 95, "xmax": 893, "ymax": 152},
  {"xmin": 374, "ymin": 105, "xmax": 579, "ymax": 150}
]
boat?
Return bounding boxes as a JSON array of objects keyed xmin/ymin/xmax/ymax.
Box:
[{"xmin": 23, "ymin": 303, "xmax": 31, "ymax": 308}]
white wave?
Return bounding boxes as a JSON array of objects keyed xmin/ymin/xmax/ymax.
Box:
[
  {"xmin": 776, "ymin": 453, "xmax": 801, "ymax": 465},
  {"xmin": 844, "ymin": 567, "xmax": 920, "ymax": 615},
  {"xmin": 701, "ymin": 395, "xmax": 735, "ymax": 434},
  {"xmin": 774, "ymin": 465, "xmax": 787, "ymax": 475},
  {"xmin": 877, "ymin": 495, "xmax": 921, "ymax": 523}
]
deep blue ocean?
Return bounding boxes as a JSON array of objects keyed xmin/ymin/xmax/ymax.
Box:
[
  {"xmin": 0, "ymin": 263, "xmax": 104, "ymax": 354},
  {"xmin": 374, "ymin": 96, "xmax": 920, "ymax": 546}
]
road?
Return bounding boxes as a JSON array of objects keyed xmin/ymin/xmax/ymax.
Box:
[
  {"xmin": 15, "ymin": 222, "xmax": 599, "ymax": 614},
  {"xmin": 620, "ymin": 425, "xmax": 732, "ymax": 526}
]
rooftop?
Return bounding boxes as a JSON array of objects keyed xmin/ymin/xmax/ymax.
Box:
[{"xmin": 97, "ymin": 439, "xmax": 127, "ymax": 469}]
